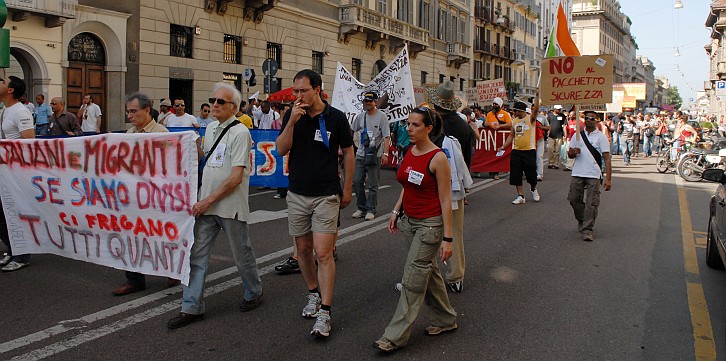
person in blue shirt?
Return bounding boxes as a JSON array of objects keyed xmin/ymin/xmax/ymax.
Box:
[
  {"xmin": 195, "ymin": 103, "xmax": 213, "ymax": 127},
  {"xmin": 33, "ymin": 94, "xmax": 52, "ymax": 135}
]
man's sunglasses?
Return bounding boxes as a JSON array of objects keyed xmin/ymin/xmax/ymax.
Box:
[
  {"xmin": 208, "ymin": 98, "xmax": 234, "ymax": 106},
  {"xmin": 584, "ymin": 116, "xmax": 599, "ymax": 121}
]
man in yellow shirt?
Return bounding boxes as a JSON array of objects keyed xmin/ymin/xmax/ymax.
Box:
[
  {"xmin": 498, "ymin": 97, "xmax": 540, "ymax": 205},
  {"xmin": 236, "ymin": 100, "xmax": 254, "ymax": 129}
]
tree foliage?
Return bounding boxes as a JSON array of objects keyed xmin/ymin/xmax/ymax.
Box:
[{"xmin": 666, "ymin": 86, "xmax": 682, "ymax": 109}]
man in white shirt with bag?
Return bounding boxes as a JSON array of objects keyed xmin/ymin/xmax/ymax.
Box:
[{"xmin": 566, "ymin": 110, "xmax": 612, "ymax": 242}]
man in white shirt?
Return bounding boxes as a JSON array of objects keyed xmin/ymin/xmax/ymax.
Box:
[
  {"xmin": 0, "ymin": 76, "xmax": 35, "ymax": 272},
  {"xmin": 166, "ymin": 82, "xmax": 262, "ymax": 329},
  {"xmin": 165, "ymin": 97, "xmax": 200, "ymax": 128},
  {"xmin": 252, "ymin": 100, "xmax": 280, "ymax": 130},
  {"xmin": 78, "ymin": 94, "xmax": 102, "ymax": 133},
  {"xmin": 157, "ymin": 99, "xmax": 173, "ymax": 126},
  {"xmin": 566, "ymin": 110, "xmax": 613, "ymax": 242}
]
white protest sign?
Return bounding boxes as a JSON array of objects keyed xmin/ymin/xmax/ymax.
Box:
[
  {"xmin": 332, "ymin": 45, "xmax": 416, "ymax": 124},
  {"xmin": 0, "ymin": 132, "xmax": 198, "ymax": 285}
]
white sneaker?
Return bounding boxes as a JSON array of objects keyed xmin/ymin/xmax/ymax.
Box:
[
  {"xmin": 1, "ymin": 261, "xmax": 29, "ymax": 272},
  {"xmin": 537, "ymin": 175, "xmax": 543, "ymax": 181},
  {"xmin": 364, "ymin": 213, "xmax": 375, "ymax": 221},
  {"xmin": 532, "ymin": 189, "xmax": 541, "ymax": 202},
  {"xmin": 351, "ymin": 210, "xmax": 365, "ymax": 219},
  {"xmin": 395, "ymin": 283, "xmax": 403, "ymax": 292},
  {"xmin": 302, "ymin": 293, "xmax": 321, "ymax": 318},
  {"xmin": 311, "ymin": 309, "xmax": 331, "ymax": 337},
  {"xmin": 512, "ymin": 196, "xmax": 526, "ymax": 205}
]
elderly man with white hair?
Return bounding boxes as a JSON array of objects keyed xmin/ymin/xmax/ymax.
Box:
[{"xmin": 167, "ymin": 82, "xmax": 263, "ymax": 329}]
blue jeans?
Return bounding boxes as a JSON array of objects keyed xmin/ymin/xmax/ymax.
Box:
[
  {"xmin": 35, "ymin": 123, "xmax": 49, "ymax": 136},
  {"xmin": 611, "ymin": 132, "xmax": 621, "ymax": 155},
  {"xmin": 182, "ymin": 215, "xmax": 262, "ymax": 314},
  {"xmin": 353, "ymin": 157, "xmax": 381, "ymax": 214},
  {"xmin": 643, "ymin": 135, "xmax": 654, "ymax": 156},
  {"xmin": 621, "ymin": 138, "xmax": 633, "ymax": 164}
]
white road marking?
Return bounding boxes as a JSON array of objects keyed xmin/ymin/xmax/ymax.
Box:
[{"xmin": 1, "ymin": 178, "xmax": 500, "ymax": 359}]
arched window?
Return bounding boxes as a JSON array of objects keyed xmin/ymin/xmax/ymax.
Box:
[{"xmin": 68, "ymin": 33, "xmax": 105, "ymax": 65}]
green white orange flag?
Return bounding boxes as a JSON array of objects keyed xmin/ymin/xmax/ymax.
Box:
[{"xmin": 546, "ymin": 1, "xmax": 580, "ymax": 57}]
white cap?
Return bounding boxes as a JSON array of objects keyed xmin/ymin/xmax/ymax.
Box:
[
  {"xmin": 526, "ymin": 107, "xmax": 532, "ymax": 114},
  {"xmin": 553, "ymin": 104, "xmax": 563, "ymax": 110},
  {"xmin": 492, "ymin": 97, "xmax": 503, "ymax": 106},
  {"xmin": 248, "ymin": 91, "xmax": 260, "ymax": 100}
]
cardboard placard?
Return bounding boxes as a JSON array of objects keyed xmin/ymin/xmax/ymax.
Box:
[
  {"xmin": 540, "ymin": 55, "xmax": 614, "ymax": 106},
  {"xmin": 476, "ymin": 79, "xmax": 507, "ymax": 103}
]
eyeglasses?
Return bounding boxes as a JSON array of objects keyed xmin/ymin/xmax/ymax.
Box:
[
  {"xmin": 174, "ymin": 104, "xmax": 185, "ymax": 107},
  {"xmin": 202, "ymin": 109, "xmax": 210, "ymax": 113},
  {"xmin": 584, "ymin": 116, "xmax": 598, "ymax": 121},
  {"xmin": 125, "ymin": 109, "xmax": 140, "ymax": 115},
  {"xmin": 208, "ymin": 98, "xmax": 234, "ymax": 106},
  {"xmin": 49, "ymin": 102, "xmax": 57, "ymax": 105},
  {"xmin": 292, "ymin": 88, "xmax": 313, "ymax": 96}
]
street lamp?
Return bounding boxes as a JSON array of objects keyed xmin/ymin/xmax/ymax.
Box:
[{"xmin": 674, "ymin": 0, "xmax": 683, "ymax": 9}]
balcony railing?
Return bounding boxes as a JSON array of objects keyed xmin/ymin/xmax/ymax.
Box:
[
  {"xmin": 475, "ymin": 5, "xmax": 492, "ymax": 22},
  {"xmin": 491, "ymin": 43, "xmax": 499, "ymax": 56},
  {"xmin": 447, "ymin": 42, "xmax": 470, "ymax": 67},
  {"xmin": 339, "ymin": 4, "xmax": 428, "ymax": 46},
  {"xmin": 475, "ymin": 40, "xmax": 490, "ymax": 54},
  {"xmin": 448, "ymin": 42, "xmax": 469, "ymax": 57},
  {"xmin": 7, "ymin": 0, "xmax": 76, "ymax": 18}
]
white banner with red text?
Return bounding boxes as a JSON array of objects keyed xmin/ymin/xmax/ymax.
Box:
[{"xmin": 0, "ymin": 132, "xmax": 198, "ymax": 285}]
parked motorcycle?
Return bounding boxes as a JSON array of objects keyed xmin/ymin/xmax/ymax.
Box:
[{"xmin": 677, "ymin": 136, "xmax": 726, "ymax": 182}]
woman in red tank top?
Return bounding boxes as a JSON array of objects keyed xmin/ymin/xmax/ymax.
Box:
[{"xmin": 374, "ymin": 106, "xmax": 456, "ymax": 352}]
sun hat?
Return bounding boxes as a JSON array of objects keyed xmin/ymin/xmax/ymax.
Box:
[{"xmin": 425, "ymin": 80, "xmax": 462, "ymax": 111}]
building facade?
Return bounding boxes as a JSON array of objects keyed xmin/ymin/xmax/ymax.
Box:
[
  {"xmin": 705, "ymin": 0, "xmax": 726, "ymax": 119},
  {"xmin": 129, "ymin": 0, "xmax": 475, "ymax": 123}
]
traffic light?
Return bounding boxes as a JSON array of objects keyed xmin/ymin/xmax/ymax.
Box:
[{"xmin": 245, "ymin": 69, "xmax": 257, "ymax": 87}]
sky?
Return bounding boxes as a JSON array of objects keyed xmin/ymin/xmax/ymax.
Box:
[{"xmin": 618, "ymin": 0, "xmax": 712, "ymax": 106}]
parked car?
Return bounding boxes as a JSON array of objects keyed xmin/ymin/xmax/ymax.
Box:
[{"xmin": 704, "ymin": 168, "xmax": 726, "ymax": 269}]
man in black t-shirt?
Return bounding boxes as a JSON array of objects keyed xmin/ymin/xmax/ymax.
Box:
[
  {"xmin": 276, "ymin": 69, "xmax": 354, "ymax": 338},
  {"xmin": 546, "ymin": 105, "xmax": 567, "ymax": 169}
]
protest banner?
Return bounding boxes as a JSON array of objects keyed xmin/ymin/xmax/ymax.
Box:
[
  {"xmin": 476, "ymin": 79, "xmax": 507, "ymax": 103},
  {"xmin": 167, "ymin": 127, "xmax": 288, "ymax": 188},
  {"xmin": 471, "ymin": 128, "xmax": 511, "ymax": 173},
  {"xmin": 0, "ymin": 132, "xmax": 199, "ymax": 284},
  {"xmin": 540, "ymin": 54, "xmax": 614, "ymax": 106},
  {"xmin": 332, "ymin": 45, "xmax": 416, "ymax": 125}
]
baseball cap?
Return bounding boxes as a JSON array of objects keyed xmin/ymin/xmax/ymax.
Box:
[
  {"xmin": 160, "ymin": 99, "xmax": 171, "ymax": 107},
  {"xmin": 363, "ymin": 91, "xmax": 378, "ymax": 101},
  {"xmin": 553, "ymin": 104, "xmax": 563, "ymax": 110},
  {"xmin": 492, "ymin": 97, "xmax": 503, "ymax": 107}
]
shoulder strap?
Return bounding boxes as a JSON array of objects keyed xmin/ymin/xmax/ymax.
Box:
[
  {"xmin": 206, "ymin": 120, "xmax": 240, "ymax": 156},
  {"xmin": 580, "ymin": 131, "xmax": 603, "ymax": 171}
]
